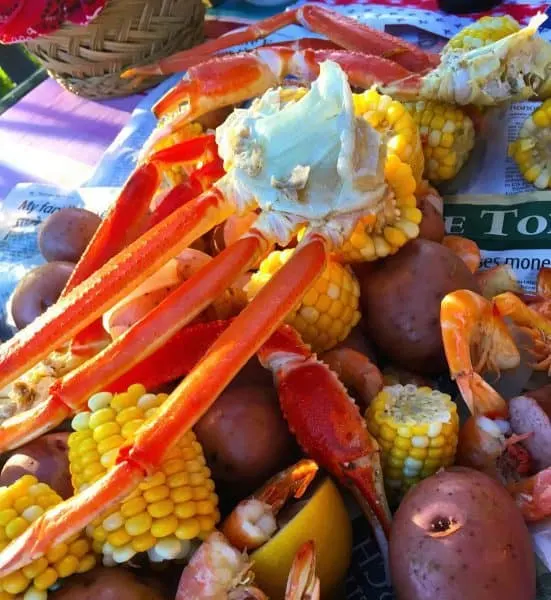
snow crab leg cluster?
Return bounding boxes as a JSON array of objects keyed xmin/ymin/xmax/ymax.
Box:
[{"xmin": 0, "ymin": 59, "xmax": 408, "ymax": 583}]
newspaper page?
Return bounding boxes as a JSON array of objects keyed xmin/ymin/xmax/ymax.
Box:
[
  {"xmin": 0, "ymin": 185, "xmax": 119, "ymax": 340},
  {"xmin": 439, "ymin": 100, "xmax": 551, "ymax": 292}
]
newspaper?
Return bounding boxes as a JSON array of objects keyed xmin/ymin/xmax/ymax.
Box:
[
  {"xmin": 1, "ymin": 5, "xmax": 551, "ymax": 600},
  {"xmin": 437, "ymin": 100, "xmax": 551, "ymax": 293},
  {"xmin": 0, "ymin": 185, "xmax": 119, "ymax": 339}
]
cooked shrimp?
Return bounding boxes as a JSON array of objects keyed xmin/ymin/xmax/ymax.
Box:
[
  {"xmin": 493, "ymin": 291, "xmax": 551, "ymax": 373},
  {"xmin": 508, "ymin": 466, "xmax": 551, "ymax": 522},
  {"xmin": 222, "ymin": 460, "xmax": 319, "ymax": 551},
  {"xmin": 442, "ymin": 235, "xmax": 481, "ymax": 273},
  {"xmin": 440, "ymin": 289, "xmax": 519, "ymax": 418},
  {"xmin": 285, "ymin": 541, "xmax": 320, "ymax": 600}
]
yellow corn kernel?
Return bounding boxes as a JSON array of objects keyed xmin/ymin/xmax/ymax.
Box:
[
  {"xmin": 444, "ymin": 15, "xmax": 520, "ymax": 53},
  {"xmin": 245, "ymin": 250, "xmax": 360, "ymax": 352},
  {"xmin": 2, "ymin": 571, "xmax": 29, "ymax": 594},
  {"xmin": 353, "ymin": 88, "xmax": 424, "ymax": 183},
  {"xmin": 0, "ymin": 473, "xmax": 94, "ymax": 597},
  {"xmin": 69, "ymin": 386, "xmax": 219, "ymax": 565},
  {"xmin": 55, "ymin": 555, "xmax": 80, "ymax": 579},
  {"xmin": 509, "ymin": 99, "xmax": 551, "ymax": 190},
  {"xmin": 404, "ymin": 100, "xmax": 475, "ymax": 182},
  {"xmin": 365, "ymin": 384, "xmax": 459, "ymax": 503}
]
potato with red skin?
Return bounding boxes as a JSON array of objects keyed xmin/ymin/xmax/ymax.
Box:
[
  {"xmin": 359, "ymin": 239, "xmax": 480, "ymax": 374},
  {"xmin": 10, "ymin": 261, "xmax": 75, "ymax": 329},
  {"xmin": 49, "ymin": 567, "xmax": 167, "ymax": 599},
  {"xmin": 390, "ymin": 467, "xmax": 536, "ymax": 600},
  {"xmin": 195, "ymin": 385, "xmax": 295, "ymax": 486},
  {"xmin": 0, "ymin": 433, "xmax": 72, "ymax": 499},
  {"xmin": 38, "ymin": 207, "xmax": 101, "ymax": 263}
]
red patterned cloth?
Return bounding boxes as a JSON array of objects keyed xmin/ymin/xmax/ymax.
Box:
[{"xmin": 309, "ymin": 0, "xmax": 548, "ymax": 24}]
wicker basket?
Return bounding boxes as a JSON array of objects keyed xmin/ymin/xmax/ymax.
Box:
[{"xmin": 24, "ymin": 0, "xmax": 206, "ymax": 99}]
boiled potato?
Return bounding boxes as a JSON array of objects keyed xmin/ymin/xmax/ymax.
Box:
[
  {"xmin": 1, "ymin": 433, "xmax": 72, "ymax": 498},
  {"xmin": 38, "ymin": 208, "xmax": 101, "ymax": 263},
  {"xmin": 50, "ymin": 567, "xmax": 166, "ymax": 599},
  {"xmin": 195, "ymin": 385, "xmax": 295, "ymax": 486},
  {"xmin": 390, "ymin": 467, "xmax": 536, "ymax": 600},
  {"xmin": 11, "ymin": 261, "xmax": 74, "ymax": 329},
  {"xmin": 359, "ymin": 239, "xmax": 480, "ymax": 374}
]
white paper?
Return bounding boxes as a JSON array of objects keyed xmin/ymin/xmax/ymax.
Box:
[{"xmin": 0, "ymin": 184, "xmax": 119, "ymax": 339}]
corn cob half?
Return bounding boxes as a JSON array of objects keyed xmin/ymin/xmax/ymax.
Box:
[
  {"xmin": 443, "ymin": 15, "xmax": 521, "ymax": 54},
  {"xmin": 354, "ymin": 87, "xmax": 424, "ymax": 184},
  {"xmin": 404, "ymin": 100, "xmax": 475, "ymax": 182},
  {"xmin": 365, "ymin": 384, "xmax": 459, "ymax": 501},
  {"xmin": 245, "ymin": 251, "xmax": 361, "ymax": 353},
  {"xmin": 0, "ymin": 476, "xmax": 96, "ymax": 600},
  {"xmin": 69, "ymin": 384, "xmax": 219, "ymax": 566},
  {"xmin": 509, "ymin": 99, "xmax": 551, "ymax": 189}
]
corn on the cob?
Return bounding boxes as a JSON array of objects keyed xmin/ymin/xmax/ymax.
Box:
[
  {"xmin": 69, "ymin": 384, "xmax": 219, "ymax": 566},
  {"xmin": 443, "ymin": 15, "xmax": 520, "ymax": 53},
  {"xmin": 354, "ymin": 87, "xmax": 424, "ymax": 184},
  {"xmin": 245, "ymin": 251, "xmax": 361, "ymax": 353},
  {"xmin": 404, "ymin": 100, "xmax": 475, "ymax": 182},
  {"xmin": 334, "ymin": 153, "xmax": 422, "ymax": 263},
  {"xmin": 0, "ymin": 476, "xmax": 96, "ymax": 600},
  {"xmin": 508, "ymin": 99, "xmax": 551, "ymax": 189},
  {"xmin": 365, "ymin": 384, "xmax": 459, "ymax": 501}
]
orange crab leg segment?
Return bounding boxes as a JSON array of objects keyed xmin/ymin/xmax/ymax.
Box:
[
  {"xmin": 62, "ymin": 163, "xmax": 159, "ymax": 294},
  {"xmin": 126, "ymin": 233, "xmax": 327, "ymax": 468},
  {"xmin": 0, "ymin": 236, "xmax": 261, "ymax": 452},
  {"xmin": 125, "ymin": 4, "xmax": 437, "ymax": 78},
  {"xmin": 147, "ymin": 48, "xmax": 413, "ymax": 155},
  {"xmin": 0, "ymin": 189, "xmax": 232, "ymax": 390},
  {"xmin": 296, "ymin": 4, "xmax": 439, "ymax": 72},
  {"xmin": 0, "ymin": 235, "xmax": 328, "ymax": 575}
]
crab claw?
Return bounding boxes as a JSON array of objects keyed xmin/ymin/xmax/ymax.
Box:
[{"xmin": 257, "ymin": 326, "xmax": 392, "ymax": 561}]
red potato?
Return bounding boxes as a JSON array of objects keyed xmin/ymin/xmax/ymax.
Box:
[
  {"xmin": 390, "ymin": 467, "xmax": 536, "ymax": 600},
  {"xmin": 38, "ymin": 208, "xmax": 101, "ymax": 263},
  {"xmin": 10, "ymin": 261, "xmax": 75, "ymax": 329},
  {"xmin": 0, "ymin": 432, "xmax": 72, "ymax": 499},
  {"xmin": 510, "ymin": 384, "xmax": 551, "ymax": 471},
  {"xmin": 359, "ymin": 239, "xmax": 480, "ymax": 374},
  {"xmin": 195, "ymin": 385, "xmax": 296, "ymax": 486},
  {"xmin": 49, "ymin": 567, "xmax": 166, "ymax": 599}
]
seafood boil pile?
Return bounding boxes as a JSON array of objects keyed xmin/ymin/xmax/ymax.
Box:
[{"xmin": 3, "ymin": 5, "xmax": 551, "ymax": 599}]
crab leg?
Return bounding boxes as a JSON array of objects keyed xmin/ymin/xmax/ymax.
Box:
[
  {"xmin": 0, "ymin": 235, "xmax": 262, "ymax": 451},
  {"xmin": 258, "ymin": 324, "xmax": 392, "ymax": 561},
  {"xmin": 64, "ymin": 137, "xmax": 221, "ymax": 357},
  {"xmin": 124, "ymin": 4, "xmax": 437, "ymax": 78},
  {"xmin": 145, "ymin": 48, "xmax": 412, "ymax": 155},
  {"xmin": 0, "ymin": 188, "xmax": 232, "ymax": 391},
  {"xmin": 0, "ymin": 234, "xmax": 328, "ymax": 575}
]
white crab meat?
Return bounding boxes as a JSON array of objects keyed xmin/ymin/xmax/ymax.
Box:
[{"xmin": 215, "ymin": 60, "xmax": 388, "ymax": 245}]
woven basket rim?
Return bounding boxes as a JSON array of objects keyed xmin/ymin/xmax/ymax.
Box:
[{"xmin": 24, "ymin": 0, "xmax": 205, "ymax": 99}]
